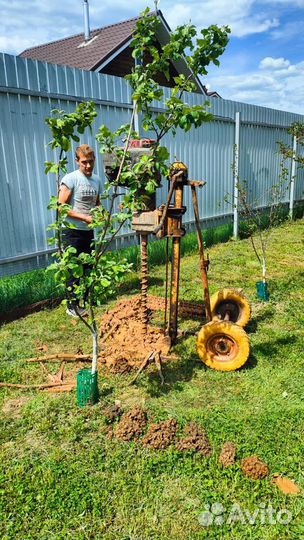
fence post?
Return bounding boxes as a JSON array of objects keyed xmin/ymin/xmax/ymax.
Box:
[
  {"xmin": 289, "ymin": 135, "xmax": 297, "ymax": 220},
  {"xmin": 133, "ymin": 56, "xmax": 141, "ymax": 135},
  {"xmin": 233, "ymin": 112, "xmax": 240, "ymax": 239}
]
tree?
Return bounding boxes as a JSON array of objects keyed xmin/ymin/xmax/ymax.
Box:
[
  {"xmin": 45, "ymin": 8, "xmax": 230, "ymax": 397},
  {"xmin": 227, "ymin": 144, "xmax": 291, "ymax": 299}
]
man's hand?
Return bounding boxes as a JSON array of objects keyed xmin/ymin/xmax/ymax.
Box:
[
  {"xmin": 59, "ymin": 184, "xmax": 93, "ymax": 224},
  {"xmin": 83, "ymin": 215, "xmax": 93, "ymax": 224}
]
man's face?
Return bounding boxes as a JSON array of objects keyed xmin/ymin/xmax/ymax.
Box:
[{"xmin": 77, "ymin": 152, "xmax": 95, "ymax": 177}]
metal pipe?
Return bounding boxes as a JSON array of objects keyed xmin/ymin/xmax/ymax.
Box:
[
  {"xmin": 289, "ymin": 135, "xmax": 297, "ymax": 220},
  {"xmin": 83, "ymin": 0, "xmax": 91, "ymax": 41},
  {"xmin": 233, "ymin": 111, "xmax": 240, "ymax": 239},
  {"xmin": 169, "ymin": 185, "xmax": 183, "ymax": 342},
  {"xmin": 190, "ymin": 185, "xmax": 212, "ymax": 321}
]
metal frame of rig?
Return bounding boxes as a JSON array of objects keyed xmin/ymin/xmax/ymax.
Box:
[{"xmin": 104, "ymin": 140, "xmax": 251, "ymax": 372}]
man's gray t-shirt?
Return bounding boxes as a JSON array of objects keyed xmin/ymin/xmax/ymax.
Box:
[{"xmin": 61, "ymin": 170, "xmax": 102, "ymax": 231}]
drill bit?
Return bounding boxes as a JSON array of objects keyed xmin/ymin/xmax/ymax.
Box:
[{"xmin": 140, "ymin": 233, "xmax": 149, "ymax": 336}]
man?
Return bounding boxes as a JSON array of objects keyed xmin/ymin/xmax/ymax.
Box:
[{"xmin": 59, "ymin": 144, "xmax": 102, "ymax": 316}]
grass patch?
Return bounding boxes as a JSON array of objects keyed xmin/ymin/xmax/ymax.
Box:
[
  {"xmin": 0, "ymin": 268, "xmax": 64, "ymax": 314},
  {"xmin": 0, "ymin": 219, "xmax": 303, "ymax": 540}
]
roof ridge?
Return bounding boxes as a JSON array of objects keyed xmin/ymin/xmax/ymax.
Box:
[{"xmin": 20, "ymin": 12, "xmax": 154, "ymax": 55}]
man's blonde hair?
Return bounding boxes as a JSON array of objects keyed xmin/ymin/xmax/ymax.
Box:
[{"xmin": 75, "ymin": 144, "xmax": 95, "ymax": 160}]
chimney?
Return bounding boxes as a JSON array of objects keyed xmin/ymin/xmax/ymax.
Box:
[{"xmin": 83, "ymin": 0, "xmax": 91, "ymax": 41}]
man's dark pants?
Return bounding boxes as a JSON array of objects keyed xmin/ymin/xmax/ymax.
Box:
[{"xmin": 62, "ymin": 229, "xmax": 94, "ymax": 309}]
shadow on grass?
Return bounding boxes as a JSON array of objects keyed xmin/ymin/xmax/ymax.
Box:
[
  {"xmin": 253, "ymin": 334, "xmax": 298, "ymax": 357},
  {"xmin": 241, "ymin": 353, "xmax": 258, "ymax": 370},
  {"xmin": 143, "ymin": 353, "xmax": 204, "ymax": 397}
]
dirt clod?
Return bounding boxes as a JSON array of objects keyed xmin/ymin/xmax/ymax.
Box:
[
  {"xmin": 219, "ymin": 442, "xmax": 237, "ymax": 467},
  {"xmin": 142, "ymin": 418, "xmax": 178, "ymax": 450},
  {"xmin": 241, "ymin": 456, "xmax": 270, "ymax": 479},
  {"xmin": 176, "ymin": 422, "xmax": 212, "ymax": 457},
  {"xmin": 272, "ymin": 475, "xmax": 301, "ymax": 494},
  {"xmin": 115, "ymin": 406, "xmax": 147, "ymax": 441},
  {"xmin": 103, "ymin": 404, "xmax": 122, "ymax": 424}
]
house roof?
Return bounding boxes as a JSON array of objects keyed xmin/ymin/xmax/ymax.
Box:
[
  {"xmin": 20, "ymin": 11, "xmax": 215, "ymax": 96},
  {"xmin": 20, "ymin": 15, "xmax": 140, "ymax": 72}
]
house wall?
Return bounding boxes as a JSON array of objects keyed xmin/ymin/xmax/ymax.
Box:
[{"xmin": 0, "ymin": 52, "xmax": 303, "ymax": 277}]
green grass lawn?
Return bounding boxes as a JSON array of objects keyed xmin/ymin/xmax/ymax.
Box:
[{"xmin": 0, "ymin": 220, "xmax": 303, "ymax": 540}]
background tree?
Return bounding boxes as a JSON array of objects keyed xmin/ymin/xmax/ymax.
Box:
[{"xmin": 226, "ymin": 143, "xmax": 292, "ymax": 299}]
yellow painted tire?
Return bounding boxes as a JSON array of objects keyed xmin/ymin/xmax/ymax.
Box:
[
  {"xmin": 197, "ymin": 321, "xmax": 250, "ymax": 371},
  {"xmin": 210, "ymin": 288, "xmax": 251, "ymax": 328}
]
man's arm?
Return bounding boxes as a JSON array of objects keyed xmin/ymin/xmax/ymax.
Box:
[{"xmin": 59, "ymin": 184, "xmax": 92, "ymax": 224}]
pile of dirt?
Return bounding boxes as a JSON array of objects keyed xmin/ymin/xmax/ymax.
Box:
[
  {"xmin": 142, "ymin": 418, "xmax": 178, "ymax": 449},
  {"xmin": 115, "ymin": 406, "xmax": 147, "ymax": 442},
  {"xmin": 219, "ymin": 442, "xmax": 237, "ymax": 467},
  {"xmin": 241, "ymin": 456, "xmax": 270, "ymax": 479},
  {"xmin": 103, "ymin": 404, "xmax": 122, "ymax": 424},
  {"xmin": 176, "ymin": 422, "xmax": 212, "ymax": 457},
  {"xmin": 99, "ymin": 296, "xmax": 171, "ymax": 373},
  {"xmin": 106, "ymin": 358, "xmax": 134, "ymax": 375}
]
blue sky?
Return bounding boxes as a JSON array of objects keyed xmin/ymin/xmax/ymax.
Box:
[{"xmin": 1, "ymin": 0, "xmax": 304, "ymax": 114}]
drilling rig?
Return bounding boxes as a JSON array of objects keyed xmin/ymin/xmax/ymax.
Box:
[{"xmin": 104, "ymin": 140, "xmax": 251, "ymax": 372}]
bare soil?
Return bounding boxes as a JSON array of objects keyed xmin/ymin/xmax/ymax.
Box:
[
  {"xmin": 219, "ymin": 442, "xmax": 237, "ymax": 467},
  {"xmin": 241, "ymin": 456, "xmax": 270, "ymax": 479},
  {"xmin": 141, "ymin": 418, "xmax": 178, "ymax": 449},
  {"xmin": 176, "ymin": 422, "xmax": 212, "ymax": 457},
  {"xmin": 115, "ymin": 406, "xmax": 148, "ymax": 442},
  {"xmin": 99, "ymin": 296, "xmax": 171, "ymax": 373}
]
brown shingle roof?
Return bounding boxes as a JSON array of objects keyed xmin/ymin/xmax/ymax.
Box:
[
  {"xmin": 19, "ymin": 11, "xmax": 216, "ymax": 96},
  {"xmin": 20, "ymin": 15, "xmax": 140, "ymax": 71}
]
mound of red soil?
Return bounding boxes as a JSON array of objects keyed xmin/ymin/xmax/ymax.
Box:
[
  {"xmin": 99, "ymin": 296, "xmax": 171, "ymax": 373},
  {"xmin": 142, "ymin": 418, "xmax": 178, "ymax": 450},
  {"xmin": 115, "ymin": 406, "xmax": 147, "ymax": 442},
  {"xmin": 176, "ymin": 422, "xmax": 212, "ymax": 457},
  {"xmin": 241, "ymin": 456, "xmax": 270, "ymax": 479},
  {"xmin": 219, "ymin": 442, "xmax": 237, "ymax": 467}
]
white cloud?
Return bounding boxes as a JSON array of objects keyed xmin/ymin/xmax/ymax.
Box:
[
  {"xmin": 207, "ymin": 59, "xmax": 304, "ymax": 113},
  {"xmin": 259, "ymin": 57, "xmax": 290, "ymax": 69},
  {"xmin": 164, "ymin": 0, "xmax": 280, "ymax": 37}
]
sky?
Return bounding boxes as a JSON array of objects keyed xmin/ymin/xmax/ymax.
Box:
[{"xmin": 1, "ymin": 0, "xmax": 304, "ymax": 114}]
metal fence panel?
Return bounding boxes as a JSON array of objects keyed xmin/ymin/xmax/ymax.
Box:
[{"xmin": 0, "ymin": 53, "xmax": 304, "ymax": 277}]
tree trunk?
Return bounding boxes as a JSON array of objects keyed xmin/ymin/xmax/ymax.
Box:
[
  {"xmin": 91, "ymin": 331, "xmax": 98, "ymax": 374},
  {"xmin": 262, "ymin": 258, "xmax": 267, "ymax": 283}
]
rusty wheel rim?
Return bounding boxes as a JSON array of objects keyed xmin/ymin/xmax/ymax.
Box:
[{"xmin": 206, "ymin": 333, "xmax": 239, "ymax": 362}]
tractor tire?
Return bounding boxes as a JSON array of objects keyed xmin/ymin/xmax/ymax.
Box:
[
  {"xmin": 197, "ymin": 320, "xmax": 250, "ymax": 371},
  {"xmin": 210, "ymin": 288, "xmax": 251, "ymax": 328}
]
